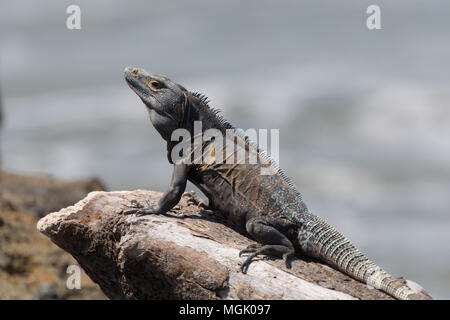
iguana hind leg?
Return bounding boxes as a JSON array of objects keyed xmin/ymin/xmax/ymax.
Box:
[{"xmin": 240, "ymin": 218, "xmax": 295, "ymax": 273}]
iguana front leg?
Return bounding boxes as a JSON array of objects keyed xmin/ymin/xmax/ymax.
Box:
[{"xmin": 123, "ymin": 164, "xmax": 188, "ymax": 216}]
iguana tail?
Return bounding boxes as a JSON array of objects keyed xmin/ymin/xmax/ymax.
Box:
[{"xmin": 298, "ymin": 215, "xmax": 432, "ymax": 300}]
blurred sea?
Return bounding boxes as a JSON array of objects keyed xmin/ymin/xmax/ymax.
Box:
[{"xmin": 1, "ymin": 0, "xmax": 449, "ymax": 298}]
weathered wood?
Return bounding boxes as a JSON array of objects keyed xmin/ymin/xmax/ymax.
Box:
[{"xmin": 37, "ymin": 190, "xmax": 395, "ymax": 300}]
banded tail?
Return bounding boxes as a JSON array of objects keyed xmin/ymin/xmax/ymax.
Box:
[{"xmin": 298, "ymin": 215, "xmax": 432, "ymax": 300}]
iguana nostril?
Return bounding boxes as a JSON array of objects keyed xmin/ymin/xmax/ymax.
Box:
[{"xmin": 124, "ymin": 67, "xmax": 138, "ymax": 75}]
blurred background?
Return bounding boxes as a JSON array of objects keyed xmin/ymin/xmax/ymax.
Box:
[{"xmin": 1, "ymin": 0, "xmax": 449, "ymax": 298}]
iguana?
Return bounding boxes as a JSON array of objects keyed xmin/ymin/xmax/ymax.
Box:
[{"xmin": 122, "ymin": 66, "xmax": 431, "ymax": 300}]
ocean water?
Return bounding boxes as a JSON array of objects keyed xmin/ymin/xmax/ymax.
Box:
[{"xmin": 1, "ymin": 0, "xmax": 449, "ymax": 298}]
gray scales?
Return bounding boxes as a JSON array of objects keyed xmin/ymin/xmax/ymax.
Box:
[{"xmin": 122, "ymin": 67, "xmax": 431, "ymax": 300}]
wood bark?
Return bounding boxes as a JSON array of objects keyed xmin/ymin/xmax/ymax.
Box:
[{"xmin": 37, "ymin": 190, "xmax": 396, "ymax": 300}]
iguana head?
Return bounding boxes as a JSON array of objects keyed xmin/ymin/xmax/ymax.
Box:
[{"xmin": 124, "ymin": 67, "xmax": 188, "ymax": 141}]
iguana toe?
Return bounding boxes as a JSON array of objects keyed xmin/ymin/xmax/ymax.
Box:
[
  {"xmin": 239, "ymin": 244, "xmax": 262, "ymax": 257},
  {"xmin": 122, "ymin": 200, "xmax": 159, "ymax": 216}
]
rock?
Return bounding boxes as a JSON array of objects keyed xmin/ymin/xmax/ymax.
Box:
[
  {"xmin": 0, "ymin": 250, "xmax": 11, "ymax": 270},
  {"xmin": 37, "ymin": 190, "xmax": 401, "ymax": 300},
  {"xmin": 1, "ymin": 170, "xmax": 106, "ymax": 218},
  {"xmin": 0, "ymin": 171, "xmax": 107, "ymax": 299},
  {"xmin": 30, "ymin": 283, "xmax": 66, "ymax": 300}
]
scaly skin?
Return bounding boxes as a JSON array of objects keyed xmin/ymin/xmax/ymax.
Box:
[{"xmin": 121, "ymin": 67, "xmax": 431, "ymax": 300}]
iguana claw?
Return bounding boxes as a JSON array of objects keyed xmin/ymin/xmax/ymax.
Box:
[
  {"xmin": 121, "ymin": 199, "xmax": 160, "ymax": 216},
  {"xmin": 239, "ymin": 244, "xmax": 295, "ymax": 273},
  {"xmin": 239, "ymin": 244, "xmax": 262, "ymax": 257}
]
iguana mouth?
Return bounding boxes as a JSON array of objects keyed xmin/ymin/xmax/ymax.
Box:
[
  {"xmin": 124, "ymin": 70, "xmax": 149, "ymax": 97},
  {"xmin": 124, "ymin": 67, "xmax": 165, "ymax": 111}
]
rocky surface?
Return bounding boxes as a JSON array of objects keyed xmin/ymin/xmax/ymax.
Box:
[
  {"xmin": 0, "ymin": 171, "xmax": 107, "ymax": 299},
  {"xmin": 1, "ymin": 171, "xmax": 104, "ymax": 218},
  {"xmin": 37, "ymin": 189, "xmax": 399, "ymax": 300}
]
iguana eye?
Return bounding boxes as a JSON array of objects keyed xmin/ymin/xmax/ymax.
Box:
[{"xmin": 149, "ymin": 80, "xmax": 161, "ymax": 89}]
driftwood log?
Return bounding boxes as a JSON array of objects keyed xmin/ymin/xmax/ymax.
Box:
[{"xmin": 37, "ymin": 190, "xmax": 397, "ymax": 300}]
